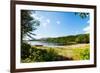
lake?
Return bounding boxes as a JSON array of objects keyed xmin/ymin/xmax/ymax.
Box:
[{"xmin": 27, "ymin": 41, "xmax": 62, "ymax": 47}]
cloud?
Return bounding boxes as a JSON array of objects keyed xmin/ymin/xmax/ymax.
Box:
[
  {"xmin": 83, "ymin": 20, "xmax": 90, "ymax": 33},
  {"xmin": 31, "ymin": 14, "xmax": 43, "ymax": 21},
  {"xmin": 83, "ymin": 26, "xmax": 90, "ymax": 33},
  {"xmin": 32, "ymin": 14, "xmax": 51, "ymax": 28},
  {"xmin": 87, "ymin": 20, "xmax": 90, "ymax": 24},
  {"xmin": 47, "ymin": 19, "xmax": 50, "ymax": 23},
  {"xmin": 34, "ymin": 34, "xmax": 60, "ymax": 39},
  {"xmin": 56, "ymin": 21, "xmax": 60, "ymax": 24},
  {"xmin": 42, "ymin": 23, "xmax": 47, "ymax": 27},
  {"xmin": 42, "ymin": 19, "xmax": 50, "ymax": 27},
  {"xmin": 34, "ymin": 35, "xmax": 43, "ymax": 39}
]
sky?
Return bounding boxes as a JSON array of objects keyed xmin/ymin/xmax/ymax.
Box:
[{"xmin": 27, "ymin": 10, "xmax": 90, "ymax": 39}]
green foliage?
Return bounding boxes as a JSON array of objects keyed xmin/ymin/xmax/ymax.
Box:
[
  {"xmin": 42, "ymin": 48, "xmax": 58, "ymax": 61},
  {"xmin": 39, "ymin": 34, "xmax": 89, "ymax": 45},
  {"xmin": 21, "ymin": 10, "xmax": 40, "ymax": 40},
  {"xmin": 21, "ymin": 43, "xmax": 31, "ymax": 60},
  {"xmin": 21, "ymin": 43, "xmax": 60, "ymax": 62},
  {"xmin": 75, "ymin": 12, "xmax": 89, "ymax": 19},
  {"xmin": 73, "ymin": 48, "xmax": 90, "ymax": 60},
  {"xmin": 75, "ymin": 34, "xmax": 89, "ymax": 43},
  {"xmin": 80, "ymin": 48, "xmax": 90, "ymax": 60}
]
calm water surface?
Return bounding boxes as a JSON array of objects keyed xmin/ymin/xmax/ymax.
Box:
[{"xmin": 27, "ymin": 41, "xmax": 61, "ymax": 47}]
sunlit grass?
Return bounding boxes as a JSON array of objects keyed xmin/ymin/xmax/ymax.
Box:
[
  {"xmin": 21, "ymin": 43, "xmax": 90, "ymax": 63},
  {"xmin": 32, "ymin": 44, "xmax": 90, "ymax": 60}
]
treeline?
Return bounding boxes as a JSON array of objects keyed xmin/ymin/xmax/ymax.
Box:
[{"xmin": 39, "ymin": 34, "xmax": 89, "ymax": 45}]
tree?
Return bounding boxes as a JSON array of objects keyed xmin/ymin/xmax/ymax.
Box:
[
  {"xmin": 21, "ymin": 10, "xmax": 40, "ymax": 41},
  {"xmin": 75, "ymin": 34, "xmax": 89, "ymax": 43},
  {"xmin": 75, "ymin": 12, "xmax": 89, "ymax": 19},
  {"xmin": 21, "ymin": 10, "xmax": 40, "ymax": 60}
]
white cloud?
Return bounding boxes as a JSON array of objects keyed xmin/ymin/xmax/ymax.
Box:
[
  {"xmin": 56, "ymin": 21, "xmax": 60, "ymax": 24},
  {"xmin": 83, "ymin": 20, "xmax": 90, "ymax": 33},
  {"xmin": 46, "ymin": 19, "xmax": 50, "ymax": 23},
  {"xmin": 42, "ymin": 23, "xmax": 47, "ymax": 27},
  {"xmin": 32, "ymin": 14, "xmax": 51, "ymax": 28},
  {"xmin": 34, "ymin": 34, "xmax": 60, "ymax": 39},
  {"xmin": 87, "ymin": 20, "xmax": 90, "ymax": 24},
  {"xmin": 42, "ymin": 19, "xmax": 50, "ymax": 27},
  {"xmin": 34, "ymin": 35, "xmax": 43, "ymax": 39},
  {"xmin": 31, "ymin": 14, "xmax": 43, "ymax": 21},
  {"xmin": 83, "ymin": 25, "xmax": 90, "ymax": 33}
]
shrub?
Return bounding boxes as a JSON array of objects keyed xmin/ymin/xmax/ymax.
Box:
[
  {"xmin": 27, "ymin": 47, "xmax": 59, "ymax": 62},
  {"xmin": 80, "ymin": 48, "xmax": 90, "ymax": 60},
  {"xmin": 21, "ymin": 44, "xmax": 59, "ymax": 62},
  {"xmin": 42, "ymin": 48, "xmax": 58, "ymax": 61},
  {"xmin": 73, "ymin": 48, "xmax": 90, "ymax": 60},
  {"xmin": 21, "ymin": 43, "xmax": 31, "ymax": 60}
]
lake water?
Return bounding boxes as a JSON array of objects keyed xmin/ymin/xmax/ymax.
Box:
[{"xmin": 27, "ymin": 41, "xmax": 61, "ymax": 47}]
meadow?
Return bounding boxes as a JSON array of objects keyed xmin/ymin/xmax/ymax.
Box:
[{"xmin": 21, "ymin": 43, "xmax": 90, "ymax": 63}]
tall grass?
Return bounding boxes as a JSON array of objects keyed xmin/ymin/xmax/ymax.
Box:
[
  {"xmin": 73, "ymin": 48, "xmax": 90, "ymax": 60},
  {"xmin": 21, "ymin": 43, "xmax": 90, "ymax": 63}
]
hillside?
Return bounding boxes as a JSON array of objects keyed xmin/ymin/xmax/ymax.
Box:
[{"xmin": 37, "ymin": 34, "xmax": 89, "ymax": 45}]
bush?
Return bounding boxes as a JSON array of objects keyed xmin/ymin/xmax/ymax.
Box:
[
  {"xmin": 80, "ymin": 48, "xmax": 90, "ymax": 60},
  {"xmin": 21, "ymin": 43, "xmax": 31, "ymax": 60},
  {"xmin": 21, "ymin": 43, "xmax": 59, "ymax": 62},
  {"xmin": 26, "ymin": 47, "xmax": 59, "ymax": 62},
  {"xmin": 73, "ymin": 48, "xmax": 90, "ymax": 60},
  {"xmin": 42, "ymin": 48, "xmax": 58, "ymax": 61}
]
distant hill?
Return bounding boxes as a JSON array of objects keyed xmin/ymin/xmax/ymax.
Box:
[{"xmin": 37, "ymin": 34, "xmax": 89, "ymax": 45}]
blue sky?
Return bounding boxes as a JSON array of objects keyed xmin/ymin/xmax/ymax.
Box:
[{"xmin": 30, "ymin": 10, "xmax": 90, "ymax": 39}]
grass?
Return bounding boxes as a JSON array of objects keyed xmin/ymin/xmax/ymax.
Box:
[
  {"xmin": 21, "ymin": 43, "xmax": 90, "ymax": 63},
  {"xmin": 32, "ymin": 44, "xmax": 90, "ymax": 60}
]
